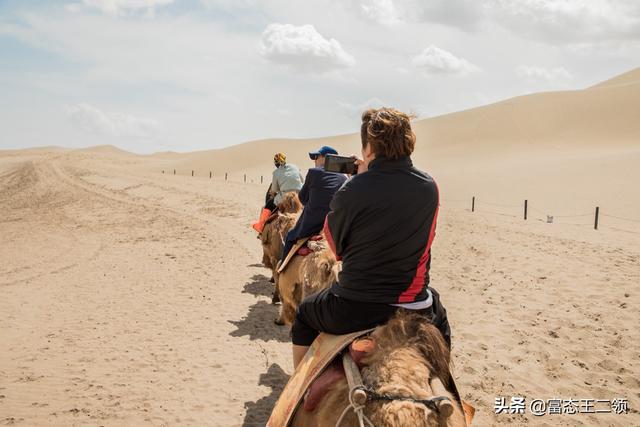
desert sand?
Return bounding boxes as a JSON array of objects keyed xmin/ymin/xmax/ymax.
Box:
[{"xmin": 1, "ymin": 68, "xmax": 639, "ymax": 426}]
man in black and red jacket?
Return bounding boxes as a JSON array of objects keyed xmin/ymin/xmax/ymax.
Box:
[{"xmin": 291, "ymin": 108, "xmax": 451, "ymax": 368}]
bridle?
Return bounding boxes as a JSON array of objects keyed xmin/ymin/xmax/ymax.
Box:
[
  {"xmin": 360, "ymin": 386, "xmax": 453, "ymax": 413},
  {"xmin": 336, "ymin": 384, "xmax": 453, "ymax": 427}
]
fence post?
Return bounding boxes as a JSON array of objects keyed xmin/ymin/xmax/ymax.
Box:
[
  {"xmin": 472, "ymin": 196, "xmax": 475, "ymax": 212},
  {"xmin": 244, "ymin": 174, "xmax": 246, "ymax": 183},
  {"xmin": 261, "ymin": 175, "xmax": 263, "ymax": 184},
  {"xmin": 524, "ymin": 199, "xmax": 528, "ymax": 220},
  {"xmin": 594, "ymin": 206, "xmax": 599, "ymax": 230},
  {"xmin": 209, "ymin": 171, "xmax": 212, "ymax": 179},
  {"xmin": 173, "ymin": 169, "xmax": 176, "ymax": 175},
  {"xmin": 192, "ymin": 170, "xmax": 194, "ymax": 177},
  {"xmin": 162, "ymin": 170, "xmax": 164, "ymax": 174},
  {"xmin": 225, "ymin": 172, "xmax": 228, "ymax": 181}
]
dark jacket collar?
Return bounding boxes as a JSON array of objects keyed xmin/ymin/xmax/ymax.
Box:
[{"xmin": 368, "ymin": 155, "xmax": 413, "ymax": 170}]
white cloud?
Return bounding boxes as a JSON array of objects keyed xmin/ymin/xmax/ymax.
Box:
[
  {"xmin": 488, "ymin": 0, "xmax": 640, "ymax": 43},
  {"xmin": 349, "ymin": 0, "xmax": 640, "ymax": 43},
  {"xmin": 67, "ymin": 103, "xmax": 160, "ymax": 138},
  {"xmin": 2, "ymin": 0, "xmax": 639, "ymax": 154},
  {"xmin": 516, "ymin": 65, "xmax": 573, "ymax": 82},
  {"xmin": 411, "ymin": 45, "xmax": 480, "ymax": 75},
  {"xmin": 258, "ymin": 23, "xmax": 356, "ymax": 73},
  {"xmin": 338, "ymin": 97, "xmax": 386, "ymax": 117},
  {"xmin": 359, "ymin": 0, "xmax": 402, "ymax": 26},
  {"xmin": 350, "ymin": 0, "xmax": 485, "ymax": 30},
  {"xmin": 68, "ymin": 0, "xmax": 175, "ymax": 17}
]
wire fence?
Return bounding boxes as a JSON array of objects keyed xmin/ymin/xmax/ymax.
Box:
[
  {"xmin": 161, "ymin": 169, "xmax": 640, "ymax": 235},
  {"xmin": 161, "ymin": 169, "xmax": 266, "ymax": 184},
  {"xmin": 440, "ymin": 195, "xmax": 640, "ymax": 235}
]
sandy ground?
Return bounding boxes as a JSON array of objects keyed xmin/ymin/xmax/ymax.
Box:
[{"xmin": 1, "ymin": 149, "xmax": 639, "ymax": 426}]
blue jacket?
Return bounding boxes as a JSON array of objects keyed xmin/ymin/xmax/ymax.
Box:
[{"xmin": 287, "ymin": 168, "xmax": 347, "ymax": 240}]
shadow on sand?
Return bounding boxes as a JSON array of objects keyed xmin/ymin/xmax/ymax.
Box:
[
  {"xmin": 228, "ymin": 300, "xmax": 290, "ymax": 342},
  {"xmin": 242, "ymin": 363, "xmax": 289, "ymax": 426},
  {"xmin": 242, "ymin": 274, "xmax": 275, "ymax": 299}
]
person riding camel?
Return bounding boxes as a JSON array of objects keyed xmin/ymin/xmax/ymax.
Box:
[
  {"xmin": 278, "ymin": 146, "xmax": 347, "ymax": 267},
  {"xmin": 290, "ymin": 107, "xmax": 452, "ymax": 369},
  {"xmin": 252, "ymin": 152, "xmax": 304, "ymax": 233}
]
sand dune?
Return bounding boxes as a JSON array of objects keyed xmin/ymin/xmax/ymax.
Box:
[
  {"xmin": 77, "ymin": 145, "xmax": 139, "ymax": 156},
  {"xmin": 152, "ymin": 68, "xmax": 640, "ymax": 222}
]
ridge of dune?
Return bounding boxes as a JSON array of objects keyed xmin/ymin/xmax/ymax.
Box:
[
  {"xmin": 76, "ymin": 144, "xmax": 138, "ymax": 156},
  {"xmin": 152, "ymin": 67, "xmax": 640, "ymax": 220},
  {"xmin": 0, "ymin": 145, "xmax": 70, "ymax": 154},
  {"xmin": 165, "ymin": 67, "xmax": 639, "ymax": 172},
  {"xmin": 588, "ymin": 66, "xmax": 640, "ymax": 89}
]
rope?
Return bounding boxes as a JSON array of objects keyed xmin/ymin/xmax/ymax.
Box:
[
  {"xmin": 476, "ymin": 210, "xmax": 518, "ymax": 218},
  {"xmin": 552, "ymin": 213, "xmax": 592, "ymax": 218},
  {"xmin": 608, "ymin": 226, "xmax": 640, "ymax": 235},
  {"xmin": 476, "ymin": 200, "xmax": 521, "ymax": 208},
  {"xmin": 602, "ymin": 214, "xmax": 640, "ymax": 223},
  {"xmin": 440, "ymin": 198, "xmax": 469, "ymax": 203},
  {"xmin": 553, "ymin": 220, "xmax": 593, "ymax": 226},
  {"xmin": 335, "ymin": 387, "xmax": 375, "ymax": 427}
]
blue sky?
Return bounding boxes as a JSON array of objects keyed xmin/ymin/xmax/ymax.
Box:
[{"xmin": 1, "ymin": 0, "xmax": 639, "ymax": 153}]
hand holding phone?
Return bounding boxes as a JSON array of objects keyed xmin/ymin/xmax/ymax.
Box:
[{"xmin": 324, "ymin": 154, "xmax": 357, "ymax": 175}]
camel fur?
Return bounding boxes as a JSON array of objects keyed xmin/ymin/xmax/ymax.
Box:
[
  {"xmin": 274, "ymin": 237, "xmax": 338, "ymax": 325},
  {"xmin": 291, "ymin": 311, "xmax": 467, "ymax": 427},
  {"xmin": 260, "ymin": 192, "xmax": 302, "ymax": 276}
]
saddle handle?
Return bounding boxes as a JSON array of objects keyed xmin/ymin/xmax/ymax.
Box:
[{"xmin": 342, "ymin": 352, "xmax": 368, "ymax": 406}]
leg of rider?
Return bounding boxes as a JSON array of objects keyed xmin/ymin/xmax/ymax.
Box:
[
  {"xmin": 265, "ymin": 198, "xmax": 276, "ymax": 212},
  {"xmin": 280, "ymin": 228, "xmax": 297, "ymax": 265},
  {"xmin": 427, "ymin": 286, "xmax": 452, "ymax": 349},
  {"xmin": 291, "ymin": 289, "xmax": 329, "ymax": 369},
  {"xmin": 291, "ymin": 288, "xmax": 398, "ymax": 369},
  {"xmin": 292, "ymin": 345, "xmax": 309, "ymax": 369}
]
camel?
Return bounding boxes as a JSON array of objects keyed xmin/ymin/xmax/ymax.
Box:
[
  {"xmin": 274, "ymin": 237, "xmax": 338, "ymax": 325},
  {"xmin": 260, "ymin": 192, "xmax": 302, "ymax": 299},
  {"xmin": 291, "ymin": 311, "xmax": 467, "ymax": 427}
]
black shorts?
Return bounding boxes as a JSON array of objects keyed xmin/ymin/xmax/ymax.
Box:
[{"xmin": 291, "ymin": 286, "xmax": 452, "ymax": 348}]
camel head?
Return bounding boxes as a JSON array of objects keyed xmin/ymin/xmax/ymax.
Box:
[{"xmin": 359, "ymin": 311, "xmax": 465, "ymax": 427}]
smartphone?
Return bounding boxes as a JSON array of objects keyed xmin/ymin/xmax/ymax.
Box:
[{"xmin": 324, "ymin": 154, "xmax": 357, "ymax": 174}]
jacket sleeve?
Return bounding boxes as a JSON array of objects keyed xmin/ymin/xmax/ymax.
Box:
[
  {"xmin": 298, "ymin": 169, "xmax": 315, "ymax": 205},
  {"xmin": 323, "ymin": 180, "xmax": 354, "ymax": 261}
]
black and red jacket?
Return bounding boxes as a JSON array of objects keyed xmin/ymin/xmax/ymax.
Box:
[{"xmin": 323, "ymin": 155, "xmax": 439, "ymax": 304}]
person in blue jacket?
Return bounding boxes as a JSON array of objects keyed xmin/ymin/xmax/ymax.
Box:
[{"xmin": 279, "ymin": 146, "xmax": 348, "ymax": 265}]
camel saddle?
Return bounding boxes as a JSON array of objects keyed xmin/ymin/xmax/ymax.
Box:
[
  {"xmin": 265, "ymin": 210, "xmax": 280, "ymax": 225},
  {"xmin": 266, "ymin": 329, "xmax": 374, "ymax": 427},
  {"xmin": 276, "ymin": 235, "xmax": 324, "ymax": 274},
  {"xmin": 267, "ymin": 331, "xmax": 476, "ymax": 427}
]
